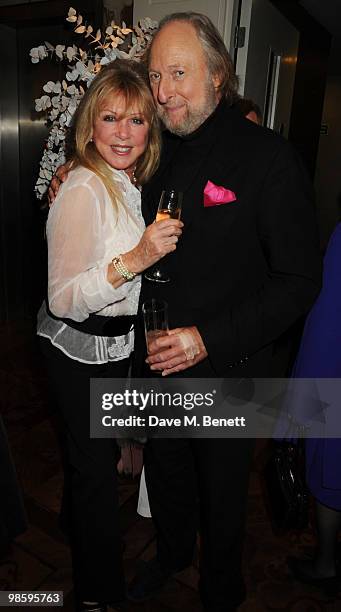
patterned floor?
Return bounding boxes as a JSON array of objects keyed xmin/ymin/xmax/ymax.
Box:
[{"xmin": 1, "ymin": 318, "xmax": 340, "ymax": 611}]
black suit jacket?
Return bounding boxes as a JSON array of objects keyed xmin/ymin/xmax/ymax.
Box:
[{"xmin": 138, "ymin": 101, "xmax": 322, "ymax": 377}]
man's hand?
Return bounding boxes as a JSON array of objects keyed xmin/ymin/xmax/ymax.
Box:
[
  {"xmin": 48, "ymin": 162, "xmax": 71, "ymax": 206},
  {"xmin": 146, "ymin": 326, "xmax": 208, "ymax": 376}
]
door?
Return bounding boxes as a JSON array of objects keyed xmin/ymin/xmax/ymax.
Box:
[
  {"xmin": 236, "ymin": 0, "xmax": 299, "ymax": 136},
  {"xmin": 133, "ymin": 0, "xmax": 236, "ymax": 49},
  {"xmin": 0, "ymin": 24, "xmax": 22, "ymax": 321},
  {"xmin": 0, "ymin": 2, "xmax": 102, "ymax": 321}
]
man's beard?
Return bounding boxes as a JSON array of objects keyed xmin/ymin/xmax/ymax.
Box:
[{"xmin": 158, "ymin": 82, "xmax": 218, "ymax": 137}]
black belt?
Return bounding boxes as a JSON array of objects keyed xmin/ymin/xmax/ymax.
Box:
[{"xmin": 46, "ymin": 302, "xmax": 136, "ymax": 337}]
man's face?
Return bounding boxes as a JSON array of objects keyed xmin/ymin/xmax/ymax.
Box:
[{"xmin": 149, "ymin": 22, "xmax": 221, "ymax": 136}]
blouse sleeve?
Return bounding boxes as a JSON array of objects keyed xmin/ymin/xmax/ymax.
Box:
[{"xmin": 47, "ymin": 180, "xmax": 132, "ymax": 321}]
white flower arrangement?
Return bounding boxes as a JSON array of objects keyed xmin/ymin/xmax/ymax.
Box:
[{"xmin": 31, "ymin": 6, "xmax": 158, "ymax": 199}]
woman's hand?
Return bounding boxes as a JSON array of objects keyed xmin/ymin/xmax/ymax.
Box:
[{"xmin": 123, "ymin": 218, "xmax": 183, "ymax": 274}]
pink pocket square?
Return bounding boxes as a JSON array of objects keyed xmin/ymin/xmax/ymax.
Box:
[{"xmin": 203, "ymin": 180, "xmax": 237, "ymax": 207}]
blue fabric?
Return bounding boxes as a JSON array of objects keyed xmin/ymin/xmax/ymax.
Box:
[{"xmin": 293, "ymin": 223, "xmax": 341, "ymax": 509}]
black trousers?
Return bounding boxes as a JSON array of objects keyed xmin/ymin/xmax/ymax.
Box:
[
  {"xmin": 39, "ymin": 337, "xmax": 129, "ymax": 604},
  {"xmin": 144, "ymin": 435, "xmax": 254, "ymax": 611}
]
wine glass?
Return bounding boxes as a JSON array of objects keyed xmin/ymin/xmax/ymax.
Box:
[
  {"xmin": 144, "ymin": 190, "xmax": 183, "ymax": 283},
  {"xmin": 142, "ymin": 299, "xmax": 169, "ymax": 352}
]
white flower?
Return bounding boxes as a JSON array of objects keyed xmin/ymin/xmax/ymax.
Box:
[
  {"xmin": 115, "ymin": 49, "xmax": 132, "ymax": 60},
  {"xmin": 66, "ymin": 84, "xmax": 77, "ymax": 95},
  {"xmin": 66, "ymin": 45, "xmax": 78, "ymax": 61},
  {"xmin": 75, "ymin": 60, "xmax": 93, "ymax": 80},
  {"xmin": 49, "ymin": 108, "xmax": 60, "ymax": 120},
  {"xmin": 36, "ymin": 183, "xmax": 48, "ymax": 196},
  {"xmin": 59, "ymin": 112, "xmax": 68, "ymax": 127},
  {"xmin": 55, "ymin": 45, "xmax": 65, "ymax": 59},
  {"xmin": 86, "ymin": 73, "xmax": 97, "ymax": 87},
  {"xmin": 59, "ymin": 96, "xmax": 69, "ymax": 110},
  {"xmin": 43, "ymin": 80, "xmax": 61, "ymax": 94},
  {"xmin": 128, "ymin": 45, "xmax": 138, "ymax": 59},
  {"xmin": 34, "ymin": 143, "xmax": 66, "ymax": 199},
  {"xmin": 51, "ymin": 95, "xmax": 61, "ymax": 108},
  {"xmin": 40, "ymin": 167, "xmax": 53, "ymax": 180},
  {"xmin": 66, "ymin": 7, "xmax": 77, "ymax": 23},
  {"xmin": 101, "ymin": 48, "xmax": 120, "ymax": 64},
  {"xmin": 32, "ymin": 8, "xmax": 159, "ymax": 199},
  {"xmin": 50, "ymin": 126, "xmax": 66, "ymax": 144},
  {"xmin": 66, "ymin": 68, "xmax": 79, "ymax": 81},
  {"xmin": 35, "ymin": 95, "xmax": 51, "ymax": 111},
  {"xmin": 139, "ymin": 17, "xmax": 158, "ymax": 31},
  {"xmin": 43, "ymin": 81, "xmax": 55, "ymax": 93},
  {"xmin": 38, "ymin": 45, "xmax": 48, "ymax": 59},
  {"xmin": 68, "ymin": 97, "xmax": 78, "ymax": 112},
  {"xmin": 30, "ymin": 45, "xmax": 48, "ymax": 63}
]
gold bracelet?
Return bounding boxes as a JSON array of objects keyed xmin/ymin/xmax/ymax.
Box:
[{"xmin": 112, "ymin": 255, "xmax": 136, "ymax": 281}]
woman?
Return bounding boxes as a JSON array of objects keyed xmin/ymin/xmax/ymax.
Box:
[
  {"xmin": 287, "ymin": 222, "xmax": 341, "ymax": 595},
  {"xmin": 37, "ymin": 59, "xmax": 182, "ymax": 612}
]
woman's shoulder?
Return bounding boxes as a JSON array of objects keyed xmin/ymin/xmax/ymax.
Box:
[
  {"xmin": 66, "ymin": 165, "xmax": 104, "ymax": 190},
  {"xmin": 50, "ymin": 167, "xmax": 110, "ymax": 218},
  {"xmin": 66, "ymin": 165, "xmax": 130, "ymax": 194},
  {"xmin": 58, "ymin": 166, "xmax": 112, "ymax": 208}
]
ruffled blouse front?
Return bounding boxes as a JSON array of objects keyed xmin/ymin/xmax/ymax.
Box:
[{"xmin": 37, "ymin": 165, "xmax": 145, "ymax": 364}]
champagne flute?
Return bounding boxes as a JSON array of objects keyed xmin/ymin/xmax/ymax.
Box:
[
  {"xmin": 145, "ymin": 190, "xmax": 183, "ymax": 283},
  {"xmin": 142, "ymin": 299, "xmax": 169, "ymax": 353}
]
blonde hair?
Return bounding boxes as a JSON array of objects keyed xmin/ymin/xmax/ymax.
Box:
[{"xmin": 71, "ymin": 59, "xmax": 161, "ymax": 213}]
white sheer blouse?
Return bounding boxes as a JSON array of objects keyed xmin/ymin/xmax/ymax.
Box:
[{"xmin": 37, "ymin": 165, "xmax": 145, "ymax": 364}]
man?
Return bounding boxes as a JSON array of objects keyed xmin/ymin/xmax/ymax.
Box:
[
  {"xmin": 51, "ymin": 12, "xmax": 321, "ymax": 611},
  {"xmin": 129, "ymin": 12, "xmax": 321, "ymax": 612}
]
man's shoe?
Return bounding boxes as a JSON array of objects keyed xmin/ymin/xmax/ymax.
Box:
[
  {"xmin": 127, "ymin": 557, "xmax": 173, "ymax": 602},
  {"xmin": 79, "ymin": 604, "xmax": 107, "ymax": 612},
  {"xmin": 110, "ymin": 603, "xmax": 126, "ymax": 611},
  {"xmin": 204, "ymin": 608, "xmax": 238, "ymax": 612},
  {"xmin": 77, "ymin": 597, "xmax": 126, "ymax": 611}
]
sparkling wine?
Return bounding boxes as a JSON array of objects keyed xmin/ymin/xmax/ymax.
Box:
[
  {"xmin": 144, "ymin": 190, "xmax": 183, "ymax": 283},
  {"xmin": 156, "ymin": 208, "xmax": 181, "ymax": 222}
]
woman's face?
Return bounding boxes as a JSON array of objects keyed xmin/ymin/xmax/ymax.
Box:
[{"xmin": 92, "ymin": 92, "xmax": 150, "ymax": 178}]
